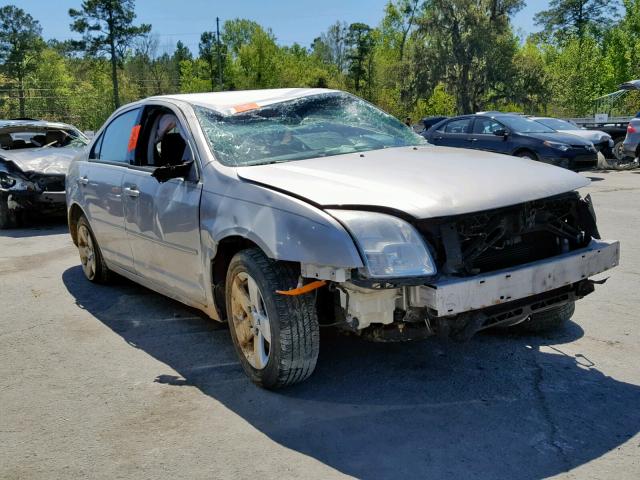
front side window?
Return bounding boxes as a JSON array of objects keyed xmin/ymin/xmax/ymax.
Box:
[
  {"xmin": 443, "ymin": 118, "xmax": 472, "ymax": 134},
  {"xmin": 193, "ymin": 92, "xmax": 426, "ymax": 167},
  {"xmin": 472, "ymin": 118, "xmax": 504, "ymax": 134},
  {"xmin": 98, "ymin": 109, "xmax": 140, "ymax": 163}
]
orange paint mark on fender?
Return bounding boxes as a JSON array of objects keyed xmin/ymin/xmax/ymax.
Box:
[
  {"xmin": 276, "ymin": 280, "xmax": 327, "ymax": 296},
  {"xmin": 232, "ymin": 102, "xmax": 259, "ymax": 114},
  {"xmin": 127, "ymin": 124, "xmax": 141, "ymax": 152}
]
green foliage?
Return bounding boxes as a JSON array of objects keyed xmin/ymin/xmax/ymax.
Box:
[
  {"xmin": 0, "ymin": 5, "xmax": 44, "ymax": 116},
  {"xmin": 69, "ymin": 0, "xmax": 151, "ymax": 108},
  {"xmin": 3, "ymin": 0, "xmax": 640, "ymax": 131}
]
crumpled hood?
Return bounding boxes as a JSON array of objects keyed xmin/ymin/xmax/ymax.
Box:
[
  {"xmin": 0, "ymin": 147, "xmax": 84, "ymax": 175},
  {"xmin": 236, "ymin": 145, "xmax": 590, "ymax": 219}
]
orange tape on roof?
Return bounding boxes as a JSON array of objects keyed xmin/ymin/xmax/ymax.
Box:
[{"xmin": 233, "ymin": 102, "xmax": 259, "ymax": 114}]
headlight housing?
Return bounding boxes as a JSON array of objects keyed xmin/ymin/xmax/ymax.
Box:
[
  {"xmin": 0, "ymin": 172, "xmax": 34, "ymax": 191},
  {"xmin": 328, "ymin": 209, "xmax": 437, "ymax": 278},
  {"xmin": 544, "ymin": 140, "xmax": 571, "ymax": 151}
]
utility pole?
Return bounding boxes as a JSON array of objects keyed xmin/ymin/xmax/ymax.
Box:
[{"xmin": 216, "ymin": 16, "xmax": 223, "ymax": 89}]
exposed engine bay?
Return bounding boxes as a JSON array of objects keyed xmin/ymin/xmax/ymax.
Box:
[{"xmin": 309, "ymin": 193, "xmax": 619, "ymax": 342}]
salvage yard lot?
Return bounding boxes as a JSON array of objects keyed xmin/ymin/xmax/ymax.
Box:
[{"xmin": 1, "ymin": 170, "xmax": 639, "ymax": 480}]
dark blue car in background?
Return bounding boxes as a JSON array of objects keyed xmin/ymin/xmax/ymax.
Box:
[{"xmin": 423, "ymin": 113, "xmax": 598, "ymax": 171}]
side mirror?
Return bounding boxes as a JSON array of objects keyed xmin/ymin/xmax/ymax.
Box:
[
  {"xmin": 151, "ymin": 161, "xmax": 194, "ymax": 183},
  {"xmin": 493, "ymin": 128, "xmax": 508, "ymax": 137}
]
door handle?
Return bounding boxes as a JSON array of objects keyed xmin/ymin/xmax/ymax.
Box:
[
  {"xmin": 77, "ymin": 176, "xmax": 88, "ymax": 186},
  {"xmin": 124, "ymin": 187, "xmax": 140, "ymax": 198},
  {"xmin": 468, "ymin": 138, "xmax": 478, "ymax": 142}
]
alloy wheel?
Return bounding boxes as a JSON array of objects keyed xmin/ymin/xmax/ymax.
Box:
[{"xmin": 230, "ymin": 271, "xmax": 272, "ymax": 370}]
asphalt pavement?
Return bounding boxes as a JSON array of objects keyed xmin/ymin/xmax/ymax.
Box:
[{"xmin": 1, "ymin": 169, "xmax": 639, "ymax": 479}]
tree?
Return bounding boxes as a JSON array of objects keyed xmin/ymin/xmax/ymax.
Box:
[
  {"xmin": 173, "ymin": 40, "xmax": 192, "ymax": 64},
  {"xmin": 414, "ymin": 0, "xmax": 524, "ymax": 113},
  {"xmin": 381, "ymin": 0, "xmax": 423, "ymax": 61},
  {"xmin": 69, "ymin": 0, "xmax": 151, "ymax": 109},
  {"xmin": 319, "ymin": 21, "xmax": 349, "ymax": 73},
  {"xmin": 0, "ymin": 5, "xmax": 44, "ymax": 117},
  {"xmin": 534, "ymin": 0, "xmax": 613, "ymax": 44},
  {"xmin": 346, "ymin": 23, "xmax": 375, "ymax": 94},
  {"xmin": 199, "ymin": 31, "xmax": 226, "ymax": 91}
]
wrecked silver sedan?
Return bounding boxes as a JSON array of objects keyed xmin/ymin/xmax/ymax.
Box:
[
  {"xmin": 66, "ymin": 89, "xmax": 619, "ymax": 388},
  {"xmin": 0, "ymin": 120, "xmax": 89, "ymax": 228}
]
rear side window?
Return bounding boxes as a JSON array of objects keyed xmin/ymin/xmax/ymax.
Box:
[
  {"xmin": 98, "ymin": 109, "xmax": 140, "ymax": 163},
  {"xmin": 444, "ymin": 118, "xmax": 471, "ymax": 134}
]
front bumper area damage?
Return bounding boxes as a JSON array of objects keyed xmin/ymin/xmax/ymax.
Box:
[
  {"xmin": 1, "ymin": 161, "xmax": 66, "ymax": 224},
  {"xmin": 332, "ymin": 239, "xmax": 619, "ymax": 341}
]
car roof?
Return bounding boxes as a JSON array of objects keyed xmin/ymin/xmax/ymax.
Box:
[
  {"xmin": 0, "ymin": 119, "xmax": 78, "ymax": 130},
  {"xmin": 154, "ymin": 88, "xmax": 341, "ymax": 116}
]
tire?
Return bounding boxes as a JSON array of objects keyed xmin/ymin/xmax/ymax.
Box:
[
  {"xmin": 0, "ymin": 197, "xmax": 16, "ymax": 229},
  {"xmin": 510, "ymin": 301, "xmax": 575, "ymax": 334},
  {"xmin": 612, "ymin": 138, "xmax": 631, "ymax": 162},
  {"xmin": 225, "ymin": 248, "xmax": 320, "ymax": 389},
  {"xmin": 516, "ymin": 150, "xmax": 537, "ymax": 161},
  {"xmin": 76, "ymin": 215, "xmax": 111, "ymax": 283}
]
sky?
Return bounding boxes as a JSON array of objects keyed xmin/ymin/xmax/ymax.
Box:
[{"xmin": 16, "ymin": 0, "xmax": 551, "ymax": 54}]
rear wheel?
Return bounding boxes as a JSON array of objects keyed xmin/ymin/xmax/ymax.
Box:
[
  {"xmin": 226, "ymin": 248, "xmax": 319, "ymax": 389},
  {"xmin": 510, "ymin": 302, "xmax": 575, "ymax": 333},
  {"xmin": 76, "ymin": 215, "xmax": 111, "ymax": 283}
]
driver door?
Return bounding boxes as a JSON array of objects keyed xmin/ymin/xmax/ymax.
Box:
[{"xmin": 121, "ymin": 104, "xmax": 206, "ymax": 303}]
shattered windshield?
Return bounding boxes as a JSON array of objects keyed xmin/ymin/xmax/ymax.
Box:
[{"xmin": 194, "ymin": 92, "xmax": 427, "ymax": 167}]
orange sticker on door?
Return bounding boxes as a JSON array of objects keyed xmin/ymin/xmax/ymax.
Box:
[{"xmin": 127, "ymin": 124, "xmax": 141, "ymax": 151}]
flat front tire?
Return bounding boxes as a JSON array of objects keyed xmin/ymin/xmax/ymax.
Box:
[
  {"xmin": 76, "ymin": 215, "xmax": 111, "ymax": 283},
  {"xmin": 225, "ymin": 248, "xmax": 320, "ymax": 389}
]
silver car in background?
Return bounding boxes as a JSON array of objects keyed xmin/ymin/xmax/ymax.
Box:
[
  {"xmin": 622, "ymin": 117, "xmax": 640, "ymax": 161},
  {"xmin": 530, "ymin": 116, "xmax": 614, "ymax": 156},
  {"xmin": 0, "ymin": 119, "xmax": 89, "ymax": 228},
  {"xmin": 66, "ymin": 88, "xmax": 619, "ymax": 388}
]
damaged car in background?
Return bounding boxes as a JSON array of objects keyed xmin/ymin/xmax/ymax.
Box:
[
  {"xmin": 66, "ymin": 89, "xmax": 619, "ymax": 389},
  {"xmin": 0, "ymin": 119, "xmax": 89, "ymax": 228}
]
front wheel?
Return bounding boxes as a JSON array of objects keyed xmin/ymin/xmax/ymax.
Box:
[
  {"xmin": 510, "ymin": 302, "xmax": 575, "ymax": 333},
  {"xmin": 0, "ymin": 197, "xmax": 17, "ymax": 229},
  {"xmin": 225, "ymin": 249, "xmax": 319, "ymax": 389},
  {"xmin": 515, "ymin": 150, "xmax": 537, "ymax": 161}
]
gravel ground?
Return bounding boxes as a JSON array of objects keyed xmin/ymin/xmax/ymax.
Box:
[{"xmin": 1, "ymin": 169, "xmax": 639, "ymax": 480}]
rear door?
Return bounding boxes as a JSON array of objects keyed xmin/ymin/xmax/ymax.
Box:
[
  {"xmin": 121, "ymin": 104, "xmax": 205, "ymax": 303},
  {"xmin": 79, "ymin": 108, "xmax": 141, "ymax": 272},
  {"xmin": 469, "ymin": 117, "xmax": 512, "ymax": 154},
  {"xmin": 429, "ymin": 117, "xmax": 473, "ymax": 149}
]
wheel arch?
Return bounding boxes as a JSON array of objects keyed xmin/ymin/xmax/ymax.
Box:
[
  {"xmin": 67, "ymin": 202, "xmax": 87, "ymax": 246},
  {"xmin": 512, "ymin": 148, "xmax": 538, "ymax": 160}
]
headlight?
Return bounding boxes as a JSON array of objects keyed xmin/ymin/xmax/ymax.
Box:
[
  {"xmin": 0, "ymin": 172, "xmax": 16, "ymax": 189},
  {"xmin": 544, "ymin": 140, "xmax": 571, "ymax": 151},
  {"xmin": 0, "ymin": 172, "xmax": 34, "ymax": 191},
  {"xmin": 328, "ymin": 209, "xmax": 437, "ymax": 278}
]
